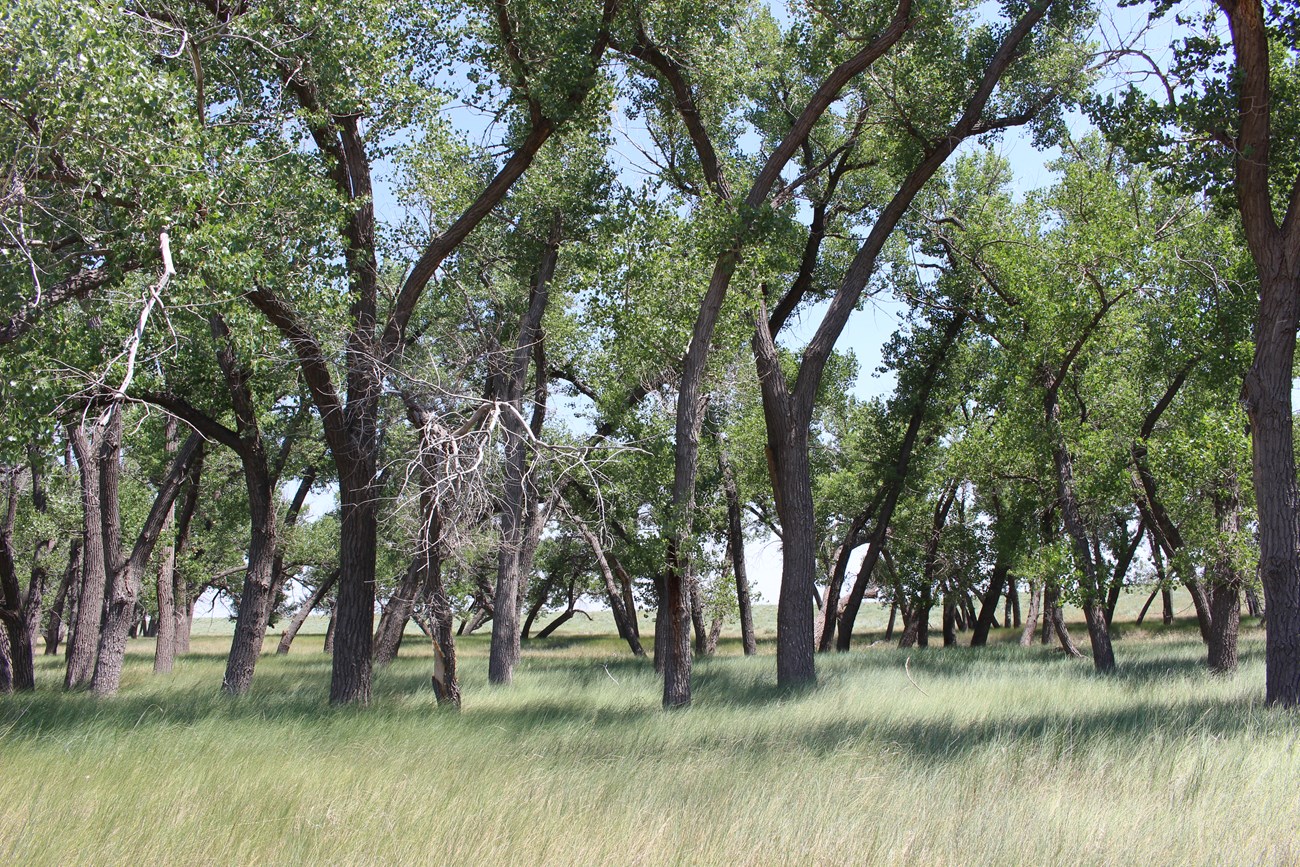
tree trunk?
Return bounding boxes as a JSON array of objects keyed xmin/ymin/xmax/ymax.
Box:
[
  {"xmin": 972, "ymin": 557, "xmax": 1010, "ymax": 647},
  {"xmin": 43, "ymin": 539, "xmax": 79, "ymax": 656},
  {"xmin": 420, "ymin": 543, "xmax": 460, "ymax": 708},
  {"xmin": 769, "ymin": 432, "xmax": 819, "ymax": 687},
  {"xmin": 92, "ymin": 430, "xmax": 203, "ymax": 697},
  {"xmin": 0, "ymin": 469, "xmax": 34, "ymax": 691},
  {"xmin": 689, "ymin": 570, "xmax": 709, "ymax": 656},
  {"xmin": 719, "ymin": 448, "xmax": 756, "ymax": 655},
  {"xmin": 1214, "ymin": 0, "xmax": 1300, "ymax": 706},
  {"xmin": 323, "ymin": 608, "xmax": 336, "ymax": 654},
  {"xmin": 1043, "ymin": 582, "xmax": 1082, "ymax": 658},
  {"xmin": 1135, "ymin": 587, "xmax": 1159, "ymax": 625},
  {"xmin": 489, "ymin": 225, "xmax": 557, "ymax": 686},
  {"xmin": 167, "ymin": 448, "xmax": 203, "ymax": 659},
  {"xmin": 267, "ymin": 467, "xmax": 316, "ymax": 611},
  {"xmin": 1207, "ymin": 475, "xmax": 1245, "ymax": 674},
  {"xmin": 1103, "ymin": 517, "xmax": 1143, "ymax": 627},
  {"xmin": 520, "ymin": 567, "xmax": 557, "ymax": 641},
  {"xmin": 1018, "ymin": 579, "xmax": 1041, "ymax": 647},
  {"xmin": 65, "ymin": 414, "xmax": 113, "ymax": 689},
  {"xmin": 1045, "ymin": 370, "xmax": 1115, "ymax": 672},
  {"xmin": 153, "ymin": 418, "xmax": 179, "ymax": 674},
  {"xmin": 277, "ymin": 569, "xmax": 338, "ymax": 655},
  {"xmin": 331, "ymin": 468, "xmax": 378, "ymax": 703},
  {"xmin": 569, "ymin": 511, "xmax": 644, "ymax": 656},
  {"xmin": 221, "ymin": 468, "xmax": 278, "ymax": 695},
  {"xmin": 374, "ymin": 560, "xmax": 424, "ymax": 665},
  {"xmin": 1246, "ymin": 586, "xmax": 1263, "ymax": 619},
  {"xmin": 836, "ymin": 315, "xmax": 969, "ymax": 651},
  {"xmin": 942, "ymin": 593, "xmax": 957, "ymax": 647}
]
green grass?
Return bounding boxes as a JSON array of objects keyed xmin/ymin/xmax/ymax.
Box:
[{"xmin": 2, "ymin": 601, "xmax": 1295, "ymax": 865}]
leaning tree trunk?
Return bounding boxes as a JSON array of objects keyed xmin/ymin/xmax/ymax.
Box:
[
  {"xmin": 1042, "ymin": 581, "xmax": 1083, "ymax": 658},
  {"xmin": 277, "ymin": 569, "xmax": 338, "ymax": 655},
  {"xmin": 375, "ymin": 497, "xmax": 442, "ymax": 665},
  {"xmin": 222, "ymin": 468, "xmax": 278, "ymax": 695},
  {"xmin": 43, "ymin": 539, "xmax": 79, "ymax": 656},
  {"xmin": 92, "ymin": 432, "xmax": 202, "ymax": 697},
  {"xmin": 570, "ymin": 512, "xmax": 644, "ymax": 657},
  {"xmin": 374, "ymin": 560, "xmax": 424, "ymax": 665},
  {"xmin": 720, "ymin": 448, "xmax": 757, "ymax": 655},
  {"xmin": 971, "ymin": 557, "xmax": 1009, "ymax": 647},
  {"xmin": 1045, "ymin": 371, "xmax": 1115, "ymax": 673}
]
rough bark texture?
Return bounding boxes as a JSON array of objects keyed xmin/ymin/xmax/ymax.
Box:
[
  {"xmin": 489, "ymin": 231, "xmax": 556, "ymax": 685},
  {"xmin": 1207, "ymin": 476, "xmax": 1245, "ymax": 674},
  {"xmin": 221, "ymin": 466, "xmax": 277, "ymax": 695},
  {"xmin": 331, "ymin": 469, "xmax": 378, "ymax": 703},
  {"xmin": 65, "ymin": 413, "xmax": 114, "ymax": 689},
  {"xmin": 374, "ymin": 558, "xmax": 424, "ymax": 666},
  {"xmin": 1019, "ymin": 580, "xmax": 1041, "ymax": 646},
  {"xmin": 0, "ymin": 469, "xmax": 34, "ymax": 691},
  {"xmin": 91, "ymin": 430, "xmax": 202, "ymax": 696},
  {"xmin": 1216, "ymin": 0, "xmax": 1300, "ymax": 705}
]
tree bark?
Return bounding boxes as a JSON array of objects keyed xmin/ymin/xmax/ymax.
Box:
[
  {"xmin": 221, "ymin": 462, "xmax": 277, "ymax": 695},
  {"xmin": 1103, "ymin": 517, "xmax": 1143, "ymax": 627},
  {"xmin": 972, "ymin": 558, "xmax": 1009, "ymax": 647},
  {"xmin": 277, "ymin": 569, "xmax": 338, "ymax": 655},
  {"xmin": 1044, "ymin": 362, "xmax": 1115, "ymax": 672},
  {"xmin": 0, "ymin": 469, "xmax": 34, "ymax": 691},
  {"xmin": 43, "ymin": 538, "xmax": 79, "ymax": 656},
  {"xmin": 1207, "ymin": 474, "xmax": 1245, "ymax": 674},
  {"xmin": 171, "ymin": 450, "xmax": 204, "ymax": 656},
  {"xmin": 91, "ymin": 429, "xmax": 203, "ymax": 696},
  {"xmin": 489, "ymin": 224, "xmax": 557, "ymax": 685},
  {"xmin": 64, "ymin": 412, "xmax": 115, "ymax": 689},
  {"xmin": 836, "ymin": 312, "xmax": 969, "ymax": 650},
  {"xmin": 153, "ymin": 417, "xmax": 179, "ymax": 674},
  {"xmin": 569, "ymin": 510, "xmax": 644, "ymax": 656},
  {"xmin": 719, "ymin": 448, "xmax": 756, "ymax": 655},
  {"xmin": 1018, "ymin": 580, "xmax": 1041, "ymax": 647}
]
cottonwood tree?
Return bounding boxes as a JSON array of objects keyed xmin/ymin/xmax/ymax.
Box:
[
  {"xmin": 12, "ymin": 0, "xmax": 626, "ymax": 705},
  {"xmin": 1096, "ymin": 0, "xmax": 1300, "ymax": 703}
]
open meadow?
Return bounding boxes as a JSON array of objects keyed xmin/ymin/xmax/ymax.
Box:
[{"xmin": 2, "ymin": 599, "xmax": 1296, "ymax": 866}]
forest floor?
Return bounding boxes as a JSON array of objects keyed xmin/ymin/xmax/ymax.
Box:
[{"xmin": 2, "ymin": 595, "xmax": 1295, "ymax": 866}]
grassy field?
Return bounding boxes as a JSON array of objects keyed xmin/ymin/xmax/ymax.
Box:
[{"xmin": 2, "ymin": 599, "xmax": 1296, "ymax": 865}]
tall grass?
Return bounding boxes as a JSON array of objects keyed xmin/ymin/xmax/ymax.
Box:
[{"xmin": 1, "ymin": 606, "xmax": 1294, "ymax": 865}]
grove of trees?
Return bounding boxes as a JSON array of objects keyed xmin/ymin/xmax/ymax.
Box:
[{"xmin": 1, "ymin": 0, "xmax": 1297, "ymax": 709}]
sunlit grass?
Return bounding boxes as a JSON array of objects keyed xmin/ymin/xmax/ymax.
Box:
[{"xmin": 2, "ymin": 601, "xmax": 1293, "ymax": 865}]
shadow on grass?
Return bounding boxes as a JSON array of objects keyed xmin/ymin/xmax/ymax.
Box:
[{"xmin": 3, "ymin": 632, "xmax": 1280, "ymax": 769}]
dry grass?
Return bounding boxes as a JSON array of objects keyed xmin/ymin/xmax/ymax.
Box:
[{"xmin": 1, "ymin": 600, "xmax": 1294, "ymax": 866}]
